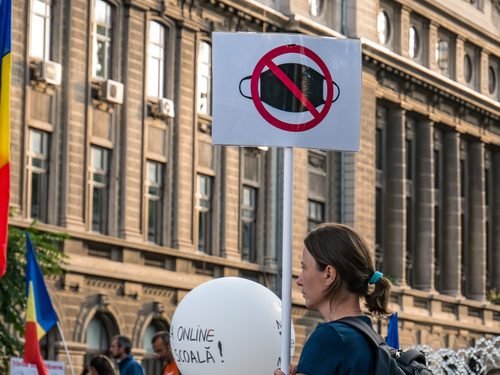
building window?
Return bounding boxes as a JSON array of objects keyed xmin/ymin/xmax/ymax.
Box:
[
  {"xmin": 464, "ymin": 53, "xmax": 473, "ymax": 83},
  {"xmin": 377, "ymin": 10, "xmax": 391, "ymax": 45},
  {"xmin": 436, "ymin": 39, "xmax": 450, "ymax": 76},
  {"xmin": 29, "ymin": 0, "xmax": 51, "ymax": 60},
  {"xmin": 408, "ymin": 26, "xmax": 419, "ymax": 59},
  {"xmin": 308, "ymin": 0, "xmax": 324, "ymax": 17},
  {"xmin": 197, "ymin": 41, "xmax": 212, "ymax": 115},
  {"xmin": 488, "ymin": 61, "xmax": 498, "ymax": 97},
  {"xmin": 86, "ymin": 318, "xmax": 109, "ymax": 352},
  {"xmin": 29, "ymin": 129, "xmax": 50, "ymax": 222},
  {"xmin": 90, "ymin": 146, "xmax": 109, "ymax": 234},
  {"xmin": 40, "ymin": 328, "xmax": 57, "ymax": 360},
  {"xmin": 308, "ymin": 150, "xmax": 328, "ymax": 229},
  {"xmin": 142, "ymin": 321, "xmax": 169, "ymax": 375},
  {"xmin": 241, "ymin": 186, "xmax": 257, "ymax": 263},
  {"xmin": 147, "ymin": 21, "xmax": 167, "ymax": 99},
  {"xmin": 197, "ymin": 174, "xmax": 213, "ymax": 254},
  {"xmin": 308, "ymin": 200, "xmax": 324, "ymax": 232},
  {"xmin": 489, "ymin": 66, "xmax": 497, "ymax": 94},
  {"xmin": 92, "ymin": 0, "xmax": 113, "ymax": 80},
  {"xmin": 143, "ymin": 325, "xmax": 157, "ymax": 354},
  {"xmin": 146, "ymin": 161, "xmax": 163, "ymax": 244}
]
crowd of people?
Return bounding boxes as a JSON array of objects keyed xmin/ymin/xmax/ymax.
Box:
[{"xmin": 81, "ymin": 331, "xmax": 180, "ymax": 375}]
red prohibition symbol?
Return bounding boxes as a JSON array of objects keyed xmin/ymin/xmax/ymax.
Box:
[{"xmin": 250, "ymin": 44, "xmax": 334, "ymax": 132}]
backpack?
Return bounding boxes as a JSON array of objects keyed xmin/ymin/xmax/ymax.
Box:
[{"xmin": 338, "ymin": 317, "xmax": 433, "ymax": 375}]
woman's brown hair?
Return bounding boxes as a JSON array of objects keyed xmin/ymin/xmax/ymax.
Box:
[{"xmin": 304, "ymin": 223, "xmax": 391, "ymax": 315}]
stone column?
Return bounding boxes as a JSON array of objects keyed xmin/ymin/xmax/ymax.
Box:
[
  {"xmin": 428, "ymin": 22, "xmax": 439, "ymax": 71},
  {"xmin": 414, "ymin": 120, "xmax": 435, "ymax": 291},
  {"xmin": 441, "ymin": 132, "xmax": 461, "ymax": 296},
  {"xmin": 264, "ymin": 148, "xmax": 278, "ymax": 269},
  {"xmin": 220, "ymin": 146, "xmax": 242, "ymax": 261},
  {"xmin": 400, "ymin": 6, "xmax": 411, "ymax": 58},
  {"xmin": 383, "ymin": 108, "xmax": 406, "ymax": 285},
  {"xmin": 118, "ymin": 5, "xmax": 146, "ymax": 241},
  {"xmin": 456, "ymin": 36, "xmax": 465, "ymax": 83},
  {"xmin": 172, "ymin": 25, "xmax": 196, "ymax": 251},
  {"xmin": 467, "ymin": 142, "xmax": 486, "ymax": 301},
  {"xmin": 493, "ymin": 152, "xmax": 500, "ymax": 291},
  {"xmin": 480, "ymin": 50, "xmax": 490, "ymax": 96}
]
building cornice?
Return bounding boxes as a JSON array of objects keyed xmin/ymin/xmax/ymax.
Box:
[
  {"xmin": 361, "ymin": 37, "xmax": 500, "ymax": 120},
  {"xmin": 285, "ymin": 14, "xmax": 344, "ymax": 37},
  {"xmin": 198, "ymin": 0, "xmax": 288, "ymax": 31},
  {"xmin": 403, "ymin": 0, "xmax": 500, "ymax": 51},
  {"xmin": 9, "ymin": 218, "xmax": 277, "ymax": 274}
]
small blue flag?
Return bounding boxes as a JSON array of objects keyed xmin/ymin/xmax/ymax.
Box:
[{"xmin": 386, "ymin": 312, "xmax": 399, "ymax": 349}]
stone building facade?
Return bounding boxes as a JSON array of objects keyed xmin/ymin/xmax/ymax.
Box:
[{"xmin": 7, "ymin": 0, "xmax": 500, "ymax": 372}]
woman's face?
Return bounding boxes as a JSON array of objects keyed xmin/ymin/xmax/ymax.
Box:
[
  {"xmin": 296, "ymin": 247, "xmax": 331, "ymax": 311},
  {"xmin": 88, "ymin": 366, "xmax": 98, "ymax": 375}
]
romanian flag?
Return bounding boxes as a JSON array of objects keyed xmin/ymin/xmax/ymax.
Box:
[
  {"xmin": 25, "ymin": 233, "xmax": 59, "ymax": 375},
  {"xmin": 0, "ymin": 0, "xmax": 12, "ymax": 278}
]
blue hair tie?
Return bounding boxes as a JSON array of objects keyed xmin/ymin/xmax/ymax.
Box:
[{"xmin": 368, "ymin": 271, "xmax": 383, "ymax": 284}]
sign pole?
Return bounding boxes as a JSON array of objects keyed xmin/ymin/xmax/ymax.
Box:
[{"xmin": 280, "ymin": 146, "xmax": 293, "ymax": 374}]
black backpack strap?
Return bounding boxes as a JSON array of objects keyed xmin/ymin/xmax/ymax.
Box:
[
  {"xmin": 397, "ymin": 348, "xmax": 427, "ymax": 366},
  {"xmin": 337, "ymin": 316, "xmax": 389, "ymax": 350}
]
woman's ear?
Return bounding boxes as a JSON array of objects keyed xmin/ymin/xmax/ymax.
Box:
[{"xmin": 324, "ymin": 265, "xmax": 336, "ymax": 287}]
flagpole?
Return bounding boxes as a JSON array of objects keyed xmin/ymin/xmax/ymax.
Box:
[
  {"xmin": 280, "ymin": 147, "xmax": 293, "ymax": 375},
  {"xmin": 57, "ymin": 321, "xmax": 76, "ymax": 375}
]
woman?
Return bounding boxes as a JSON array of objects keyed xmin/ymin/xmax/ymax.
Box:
[
  {"xmin": 88, "ymin": 355, "xmax": 116, "ymax": 375},
  {"xmin": 275, "ymin": 223, "xmax": 391, "ymax": 375}
]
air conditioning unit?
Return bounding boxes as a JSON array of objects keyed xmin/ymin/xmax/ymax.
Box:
[
  {"xmin": 151, "ymin": 97, "xmax": 175, "ymax": 118},
  {"xmin": 101, "ymin": 79, "xmax": 124, "ymax": 104},
  {"xmin": 35, "ymin": 60, "xmax": 62, "ymax": 86}
]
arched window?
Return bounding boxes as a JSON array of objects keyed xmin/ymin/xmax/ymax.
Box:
[
  {"xmin": 143, "ymin": 324, "xmax": 157, "ymax": 354},
  {"xmin": 377, "ymin": 10, "xmax": 391, "ymax": 45},
  {"xmin": 86, "ymin": 317, "xmax": 109, "ymax": 352},
  {"xmin": 40, "ymin": 326, "xmax": 58, "ymax": 360},
  {"xmin": 142, "ymin": 320, "xmax": 169, "ymax": 374}
]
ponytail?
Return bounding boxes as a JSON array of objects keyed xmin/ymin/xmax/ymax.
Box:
[{"xmin": 364, "ymin": 276, "xmax": 391, "ymax": 315}]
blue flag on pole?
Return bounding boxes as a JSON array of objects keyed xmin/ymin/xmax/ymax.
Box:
[{"xmin": 386, "ymin": 312, "xmax": 399, "ymax": 349}]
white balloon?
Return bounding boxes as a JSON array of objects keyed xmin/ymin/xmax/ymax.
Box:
[{"xmin": 170, "ymin": 277, "xmax": 295, "ymax": 375}]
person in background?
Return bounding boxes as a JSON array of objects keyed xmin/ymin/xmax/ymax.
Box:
[
  {"xmin": 110, "ymin": 335, "xmax": 145, "ymax": 375},
  {"xmin": 151, "ymin": 331, "xmax": 180, "ymax": 375},
  {"xmin": 274, "ymin": 223, "xmax": 392, "ymax": 375},
  {"xmin": 88, "ymin": 355, "xmax": 116, "ymax": 375}
]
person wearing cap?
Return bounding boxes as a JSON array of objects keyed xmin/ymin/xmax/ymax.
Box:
[{"xmin": 274, "ymin": 223, "xmax": 392, "ymax": 375}]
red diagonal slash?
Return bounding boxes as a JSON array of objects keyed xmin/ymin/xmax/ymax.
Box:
[
  {"xmin": 266, "ymin": 60, "xmax": 320, "ymax": 118},
  {"xmin": 250, "ymin": 44, "xmax": 334, "ymax": 132}
]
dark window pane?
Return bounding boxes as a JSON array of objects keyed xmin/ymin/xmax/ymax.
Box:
[
  {"xmin": 146, "ymin": 161, "xmax": 164, "ymax": 245},
  {"xmin": 241, "ymin": 186, "xmax": 257, "ymax": 262},
  {"xmin": 31, "ymin": 173, "xmax": 41, "ymax": 219},
  {"xmin": 91, "ymin": 146, "xmax": 109, "ymax": 234},
  {"xmin": 30, "ymin": 129, "xmax": 49, "ymax": 222}
]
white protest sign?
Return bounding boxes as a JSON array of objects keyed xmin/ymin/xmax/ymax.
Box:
[
  {"xmin": 45, "ymin": 360, "xmax": 65, "ymax": 375},
  {"xmin": 213, "ymin": 32, "xmax": 361, "ymax": 151},
  {"xmin": 9, "ymin": 358, "xmax": 37, "ymax": 375},
  {"xmin": 10, "ymin": 358, "xmax": 65, "ymax": 375}
]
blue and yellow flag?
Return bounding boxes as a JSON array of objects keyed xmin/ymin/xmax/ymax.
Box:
[
  {"xmin": 0, "ymin": 0, "xmax": 12, "ymax": 278},
  {"xmin": 25, "ymin": 233, "xmax": 59, "ymax": 375}
]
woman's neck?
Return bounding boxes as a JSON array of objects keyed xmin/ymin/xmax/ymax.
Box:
[{"xmin": 320, "ymin": 294, "xmax": 363, "ymax": 321}]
